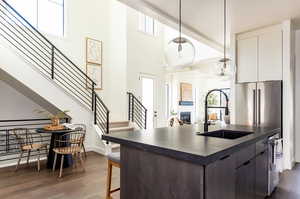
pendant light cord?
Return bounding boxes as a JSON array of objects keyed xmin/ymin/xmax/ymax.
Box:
[
  {"xmin": 224, "ymin": 0, "xmax": 226, "ymax": 59},
  {"xmin": 179, "ymin": 0, "xmax": 182, "ymax": 41}
]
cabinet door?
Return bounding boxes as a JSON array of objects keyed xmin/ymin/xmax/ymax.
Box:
[
  {"xmin": 258, "ymin": 30, "xmax": 283, "ymax": 81},
  {"xmin": 255, "ymin": 150, "xmax": 269, "ymax": 199},
  {"xmin": 206, "ymin": 154, "xmax": 236, "ymax": 199},
  {"xmin": 237, "ymin": 37, "xmax": 258, "ymax": 83},
  {"xmin": 236, "ymin": 159, "xmax": 256, "ymax": 199}
]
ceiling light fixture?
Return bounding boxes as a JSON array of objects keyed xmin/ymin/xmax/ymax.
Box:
[
  {"xmin": 164, "ymin": 0, "xmax": 195, "ymax": 67},
  {"xmin": 216, "ymin": 0, "xmax": 233, "ymax": 77}
]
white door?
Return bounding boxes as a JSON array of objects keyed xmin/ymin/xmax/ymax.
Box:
[
  {"xmin": 140, "ymin": 74, "xmax": 157, "ymax": 129},
  {"xmin": 237, "ymin": 36, "xmax": 258, "ymax": 83}
]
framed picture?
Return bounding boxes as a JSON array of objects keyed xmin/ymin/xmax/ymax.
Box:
[
  {"xmin": 180, "ymin": 83, "xmax": 193, "ymax": 102},
  {"xmin": 86, "ymin": 38, "xmax": 102, "ymax": 65},
  {"xmin": 86, "ymin": 63, "xmax": 102, "ymax": 90}
]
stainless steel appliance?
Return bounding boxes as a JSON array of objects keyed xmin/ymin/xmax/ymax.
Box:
[
  {"xmin": 235, "ymin": 81, "xmax": 282, "ymax": 196},
  {"xmin": 235, "ymin": 81, "xmax": 282, "ymax": 129}
]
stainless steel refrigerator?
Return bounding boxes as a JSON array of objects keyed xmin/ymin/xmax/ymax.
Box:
[
  {"xmin": 235, "ymin": 80, "xmax": 282, "ymax": 196},
  {"xmin": 235, "ymin": 81, "xmax": 282, "ymax": 130}
]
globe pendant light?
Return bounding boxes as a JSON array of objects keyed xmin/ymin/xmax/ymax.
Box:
[
  {"xmin": 165, "ymin": 0, "xmax": 195, "ymax": 67},
  {"xmin": 216, "ymin": 0, "xmax": 232, "ymax": 77}
]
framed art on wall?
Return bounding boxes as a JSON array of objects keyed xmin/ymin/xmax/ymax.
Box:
[
  {"xmin": 179, "ymin": 83, "xmax": 193, "ymax": 105},
  {"xmin": 86, "ymin": 63, "xmax": 102, "ymax": 90},
  {"xmin": 86, "ymin": 38, "xmax": 102, "ymax": 65}
]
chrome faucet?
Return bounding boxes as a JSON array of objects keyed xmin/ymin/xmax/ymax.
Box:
[{"xmin": 204, "ymin": 89, "xmax": 229, "ymax": 131}]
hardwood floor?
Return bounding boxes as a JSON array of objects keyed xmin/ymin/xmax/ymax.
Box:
[
  {"xmin": 0, "ymin": 152, "xmax": 299, "ymax": 199},
  {"xmin": 268, "ymin": 164, "xmax": 300, "ymax": 199},
  {"xmin": 0, "ymin": 152, "xmax": 120, "ymax": 199}
]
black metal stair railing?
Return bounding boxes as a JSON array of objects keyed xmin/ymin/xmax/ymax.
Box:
[
  {"xmin": 94, "ymin": 94, "xmax": 110, "ymax": 134},
  {"xmin": 127, "ymin": 92, "xmax": 147, "ymax": 129},
  {"xmin": 0, "ymin": 118, "xmax": 68, "ymax": 162},
  {"xmin": 0, "ymin": 0, "xmax": 110, "ymax": 135}
]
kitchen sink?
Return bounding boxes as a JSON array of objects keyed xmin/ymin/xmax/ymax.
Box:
[{"xmin": 197, "ymin": 130, "xmax": 253, "ymax": 140}]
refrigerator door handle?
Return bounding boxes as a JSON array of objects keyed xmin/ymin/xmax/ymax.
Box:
[
  {"xmin": 258, "ymin": 89, "xmax": 261, "ymax": 125},
  {"xmin": 253, "ymin": 89, "xmax": 257, "ymax": 126}
]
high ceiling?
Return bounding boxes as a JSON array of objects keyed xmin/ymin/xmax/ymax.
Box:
[{"xmin": 119, "ymin": 0, "xmax": 300, "ymax": 51}]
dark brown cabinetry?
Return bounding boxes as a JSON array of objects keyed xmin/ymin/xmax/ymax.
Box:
[
  {"xmin": 236, "ymin": 158, "xmax": 256, "ymax": 199},
  {"xmin": 255, "ymin": 150, "xmax": 269, "ymax": 198},
  {"xmin": 205, "ymin": 140, "xmax": 270, "ymax": 199},
  {"xmin": 206, "ymin": 154, "xmax": 236, "ymax": 199}
]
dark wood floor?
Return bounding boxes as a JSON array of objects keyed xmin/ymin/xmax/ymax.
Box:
[{"xmin": 0, "ymin": 152, "xmax": 299, "ymax": 199}]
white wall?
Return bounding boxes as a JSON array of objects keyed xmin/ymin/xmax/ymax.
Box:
[
  {"xmin": 294, "ymin": 29, "xmax": 300, "ymax": 162},
  {"xmin": 0, "ymin": 80, "xmax": 46, "ymax": 120},
  {"xmin": 126, "ymin": 7, "xmax": 167, "ymax": 128},
  {"xmin": 47, "ymin": 0, "xmax": 128, "ymax": 122}
]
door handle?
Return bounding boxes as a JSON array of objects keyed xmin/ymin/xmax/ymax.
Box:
[
  {"xmin": 258, "ymin": 89, "xmax": 261, "ymax": 125},
  {"xmin": 253, "ymin": 89, "xmax": 256, "ymax": 126}
]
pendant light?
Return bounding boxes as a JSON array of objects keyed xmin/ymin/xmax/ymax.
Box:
[
  {"xmin": 165, "ymin": 0, "xmax": 195, "ymax": 67},
  {"xmin": 216, "ymin": 0, "xmax": 232, "ymax": 77}
]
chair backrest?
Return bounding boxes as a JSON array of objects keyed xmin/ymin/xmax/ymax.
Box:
[
  {"xmin": 54, "ymin": 132, "xmax": 85, "ymax": 153},
  {"xmin": 12, "ymin": 128, "xmax": 33, "ymax": 150}
]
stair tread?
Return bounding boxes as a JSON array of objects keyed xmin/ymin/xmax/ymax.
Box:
[
  {"xmin": 109, "ymin": 121, "xmax": 130, "ymax": 128},
  {"xmin": 110, "ymin": 126, "xmax": 134, "ymax": 132}
]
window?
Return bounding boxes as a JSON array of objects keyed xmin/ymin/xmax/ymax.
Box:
[
  {"xmin": 6, "ymin": 0, "xmax": 64, "ymax": 36},
  {"xmin": 138, "ymin": 12, "xmax": 159, "ymax": 36}
]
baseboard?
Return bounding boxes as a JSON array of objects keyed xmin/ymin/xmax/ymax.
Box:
[
  {"xmin": 0, "ymin": 157, "xmax": 47, "ymax": 169},
  {"xmin": 86, "ymin": 146, "xmax": 106, "ymax": 156}
]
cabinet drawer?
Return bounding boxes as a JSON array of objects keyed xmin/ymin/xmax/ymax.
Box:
[
  {"xmin": 236, "ymin": 144, "xmax": 256, "ymax": 167},
  {"xmin": 256, "ymin": 138, "xmax": 268, "ymax": 155}
]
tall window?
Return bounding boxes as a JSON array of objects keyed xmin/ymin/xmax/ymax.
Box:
[
  {"xmin": 6, "ymin": 0, "xmax": 64, "ymax": 36},
  {"xmin": 138, "ymin": 12, "xmax": 159, "ymax": 36}
]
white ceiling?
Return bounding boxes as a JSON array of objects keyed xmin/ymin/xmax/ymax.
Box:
[{"xmin": 119, "ymin": 0, "xmax": 300, "ymax": 50}]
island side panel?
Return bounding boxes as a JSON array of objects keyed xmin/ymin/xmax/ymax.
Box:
[
  {"xmin": 121, "ymin": 145, "xmax": 204, "ymax": 199},
  {"xmin": 205, "ymin": 154, "xmax": 236, "ymax": 199}
]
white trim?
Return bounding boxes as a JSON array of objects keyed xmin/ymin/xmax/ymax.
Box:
[
  {"xmin": 0, "ymin": 157, "xmax": 47, "ymax": 169},
  {"xmin": 85, "ymin": 146, "xmax": 106, "ymax": 156}
]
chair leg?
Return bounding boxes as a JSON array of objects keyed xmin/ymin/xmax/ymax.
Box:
[
  {"xmin": 27, "ymin": 150, "xmax": 31, "ymax": 165},
  {"xmin": 106, "ymin": 160, "xmax": 113, "ymax": 199},
  {"xmin": 53, "ymin": 153, "xmax": 57, "ymax": 172},
  {"xmin": 37, "ymin": 149, "xmax": 41, "ymax": 172},
  {"xmin": 15, "ymin": 151, "xmax": 24, "ymax": 171},
  {"xmin": 82, "ymin": 143, "xmax": 87, "ymax": 159},
  {"xmin": 59, "ymin": 155, "xmax": 64, "ymax": 178},
  {"xmin": 79, "ymin": 152, "xmax": 85, "ymax": 171}
]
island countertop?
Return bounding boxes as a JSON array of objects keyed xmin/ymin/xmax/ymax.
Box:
[{"xmin": 102, "ymin": 124, "xmax": 280, "ymax": 165}]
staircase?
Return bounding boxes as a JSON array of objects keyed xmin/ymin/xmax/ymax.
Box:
[
  {"xmin": 0, "ymin": 0, "xmax": 109, "ymax": 146},
  {"xmin": 0, "ymin": 0, "xmax": 148, "ymax": 155}
]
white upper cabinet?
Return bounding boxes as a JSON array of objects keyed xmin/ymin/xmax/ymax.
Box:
[
  {"xmin": 258, "ymin": 31, "xmax": 283, "ymax": 81},
  {"xmin": 237, "ymin": 37, "xmax": 258, "ymax": 83},
  {"xmin": 236, "ymin": 25, "xmax": 283, "ymax": 83}
]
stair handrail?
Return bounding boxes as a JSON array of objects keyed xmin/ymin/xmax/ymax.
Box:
[{"xmin": 127, "ymin": 92, "xmax": 147, "ymax": 129}]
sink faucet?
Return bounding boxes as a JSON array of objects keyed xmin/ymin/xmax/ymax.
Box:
[{"xmin": 204, "ymin": 89, "xmax": 229, "ymax": 132}]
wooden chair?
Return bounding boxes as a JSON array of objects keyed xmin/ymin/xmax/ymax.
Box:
[
  {"xmin": 13, "ymin": 128, "xmax": 48, "ymax": 172},
  {"xmin": 70, "ymin": 124, "xmax": 87, "ymax": 158},
  {"xmin": 52, "ymin": 132, "xmax": 85, "ymax": 178},
  {"xmin": 106, "ymin": 152, "xmax": 121, "ymax": 199}
]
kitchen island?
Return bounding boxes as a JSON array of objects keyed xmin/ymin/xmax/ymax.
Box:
[{"xmin": 102, "ymin": 124, "xmax": 280, "ymax": 199}]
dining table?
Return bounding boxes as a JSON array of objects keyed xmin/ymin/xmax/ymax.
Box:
[{"xmin": 36, "ymin": 128, "xmax": 77, "ymax": 169}]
